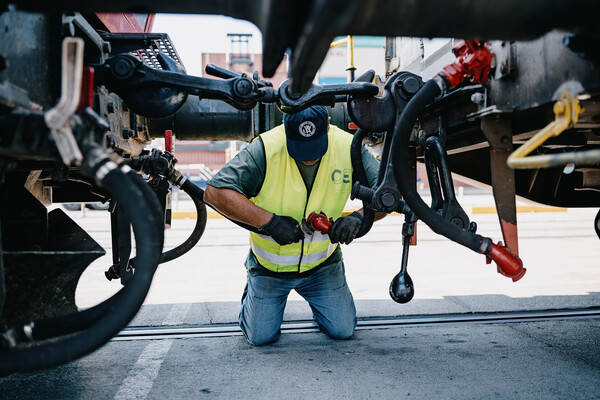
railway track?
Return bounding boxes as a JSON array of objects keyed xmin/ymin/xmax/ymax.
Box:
[{"xmin": 114, "ymin": 308, "xmax": 600, "ymax": 341}]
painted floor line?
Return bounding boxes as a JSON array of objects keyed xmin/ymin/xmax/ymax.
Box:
[{"xmin": 113, "ymin": 304, "xmax": 191, "ymax": 400}]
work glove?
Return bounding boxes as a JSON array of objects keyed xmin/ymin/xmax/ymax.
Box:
[
  {"xmin": 328, "ymin": 211, "xmax": 363, "ymax": 245},
  {"xmin": 259, "ymin": 214, "xmax": 305, "ymax": 246}
]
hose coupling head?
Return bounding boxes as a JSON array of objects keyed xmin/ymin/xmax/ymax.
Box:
[
  {"xmin": 306, "ymin": 211, "xmax": 333, "ymax": 234},
  {"xmin": 351, "ymin": 181, "xmax": 374, "ymax": 202},
  {"xmin": 485, "ymin": 241, "xmax": 526, "ymax": 282},
  {"xmin": 79, "ymin": 144, "xmax": 122, "ymax": 186}
]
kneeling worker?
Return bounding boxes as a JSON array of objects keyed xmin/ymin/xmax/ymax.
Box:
[{"xmin": 204, "ymin": 105, "xmax": 382, "ymax": 345}]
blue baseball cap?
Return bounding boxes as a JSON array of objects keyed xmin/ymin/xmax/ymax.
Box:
[{"xmin": 283, "ymin": 105, "xmax": 329, "ymax": 161}]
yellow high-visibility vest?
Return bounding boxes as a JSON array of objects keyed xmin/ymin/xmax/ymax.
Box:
[{"xmin": 249, "ymin": 124, "xmax": 354, "ymax": 273}]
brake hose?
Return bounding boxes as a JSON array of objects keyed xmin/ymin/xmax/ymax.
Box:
[
  {"xmin": 0, "ymin": 220, "xmax": 5, "ymax": 318},
  {"xmin": 350, "ymin": 128, "xmax": 375, "ymax": 238},
  {"xmin": 0, "ymin": 163, "xmax": 164, "ymax": 374},
  {"xmin": 391, "ymin": 80, "xmax": 490, "ymax": 253},
  {"xmin": 160, "ymin": 193, "xmax": 207, "ymax": 264},
  {"xmin": 122, "ymin": 181, "xmax": 209, "ymax": 270},
  {"xmin": 27, "ymin": 169, "xmax": 174, "ymax": 341},
  {"xmin": 390, "ymin": 79, "xmax": 524, "ymax": 281}
]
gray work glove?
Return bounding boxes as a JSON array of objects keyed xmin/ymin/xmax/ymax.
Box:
[
  {"xmin": 328, "ymin": 211, "xmax": 363, "ymax": 245},
  {"xmin": 259, "ymin": 214, "xmax": 304, "ymax": 246}
]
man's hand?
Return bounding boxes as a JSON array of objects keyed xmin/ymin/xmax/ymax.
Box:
[
  {"xmin": 260, "ymin": 214, "xmax": 305, "ymax": 246},
  {"xmin": 328, "ymin": 211, "xmax": 363, "ymax": 244}
]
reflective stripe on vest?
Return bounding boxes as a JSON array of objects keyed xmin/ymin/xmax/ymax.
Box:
[{"xmin": 249, "ymin": 124, "xmax": 354, "ymax": 273}]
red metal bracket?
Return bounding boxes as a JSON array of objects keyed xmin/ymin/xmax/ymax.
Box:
[
  {"xmin": 439, "ymin": 40, "xmax": 492, "ymax": 89},
  {"xmin": 485, "ymin": 241, "xmax": 526, "ymax": 282}
]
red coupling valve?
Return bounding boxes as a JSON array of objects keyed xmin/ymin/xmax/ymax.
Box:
[
  {"xmin": 439, "ymin": 40, "xmax": 492, "ymax": 89},
  {"xmin": 485, "ymin": 241, "xmax": 526, "ymax": 282},
  {"xmin": 306, "ymin": 211, "xmax": 333, "ymax": 234}
]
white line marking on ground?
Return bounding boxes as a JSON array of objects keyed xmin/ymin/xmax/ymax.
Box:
[
  {"xmin": 161, "ymin": 303, "xmax": 192, "ymax": 326},
  {"xmin": 113, "ymin": 340, "xmax": 174, "ymax": 400},
  {"xmin": 113, "ymin": 303, "xmax": 191, "ymax": 400}
]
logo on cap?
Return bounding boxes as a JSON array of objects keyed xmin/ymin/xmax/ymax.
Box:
[{"xmin": 298, "ymin": 121, "xmax": 316, "ymax": 137}]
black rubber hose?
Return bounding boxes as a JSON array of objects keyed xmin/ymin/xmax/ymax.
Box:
[
  {"xmin": 160, "ymin": 193, "xmax": 207, "ymax": 263},
  {"xmin": 180, "ymin": 179, "xmax": 262, "ymax": 234},
  {"xmin": 28, "ymin": 169, "xmax": 164, "ymax": 341},
  {"xmin": 0, "ymin": 218, "xmax": 5, "ymax": 317},
  {"xmin": 0, "ymin": 166, "xmax": 164, "ymax": 374},
  {"xmin": 30, "ymin": 291, "xmax": 120, "ymax": 341},
  {"xmin": 350, "ymin": 128, "xmax": 375, "ymax": 238},
  {"xmin": 122, "ymin": 179, "xmax": 209, "ymax": 268},
  {"xmin": 391, "ymin": 79, "xmax": 491, "ymax": 254},
  {"xmin": 180, "ymin": 178, "xmax": 205, "ymax": 202},
  {"xmin": 28, "ymin": 171, "xmax": 164, "ymax": 341}
]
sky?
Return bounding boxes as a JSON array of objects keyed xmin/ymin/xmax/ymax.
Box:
[{"xmin": 152, "ymin": 14, "xmax": 263, "ymax": 76}]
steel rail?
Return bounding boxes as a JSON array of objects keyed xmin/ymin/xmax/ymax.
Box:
[{"xmin": 113, "ymin": 308, "xmax": 600, "ymax": 341}]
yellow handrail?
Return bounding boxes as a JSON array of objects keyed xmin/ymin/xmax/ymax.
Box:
[
  {"xmin": 329, "ymin": 35, "xmax": 355, "ymax": 82},
  {"xmin": 330, "ymin": 37, "xmax": 349, "ymax": 48},
  {"xmin": 507, "ymin": 92, "xmax": 584, "ymax": 169}
]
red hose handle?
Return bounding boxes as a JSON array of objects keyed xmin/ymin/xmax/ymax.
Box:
[
  {"xmin": 486, "ymin": 242, "xmax": 526, "ymax": 282},
  {"xmin": 307, "ymin": 211, "xmax": 333, "ymax": 234}
]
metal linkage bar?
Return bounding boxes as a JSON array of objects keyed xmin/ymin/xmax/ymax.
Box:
[
  {"xmin": 507, "ymin": 92, "xmax": 597, "ymax": 169},
  {"xmin": 92, "ymin": 55, "xmax": 379, "ymax": 119}
]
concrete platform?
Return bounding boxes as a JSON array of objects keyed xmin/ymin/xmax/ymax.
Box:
[{"xmin": 69, "ymin": 195, "xmax": 600, "ymax": 327}]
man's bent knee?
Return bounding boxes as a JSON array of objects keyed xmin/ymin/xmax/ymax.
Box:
[
  {"xmin": 242, "ymin": 327, "xmax": 280, "ymax": 346},
  {"xmin": 321, "ymin": 321, "xmax": 355, "ymax": 340},
  {"xmin": 239, "ymin": 317, "xmax": 280, "ymax": 346},
  {"xmin": 327, "ymin": 328, "xmax": 355, "ymax": 340}
]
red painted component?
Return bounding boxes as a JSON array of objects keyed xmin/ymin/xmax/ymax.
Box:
[
  {"xmin": 486, "ymin": 241, "xmax": 526, "ymax": 282},
  {"xmin": 347, "ymin": 122, "xmax": 359, "ymax": 130},
  {"xmin": 95, "ymin": 13, "xmax": 152, "ymax": 33},
  {"xmin": 439, "ymin": 40, "xmax": 492, "ymax": 89},
  {"xmin": 307, "ymin": 211, "xmax": 333, "ymax": 234},
  {"xmin": 164, "ymin": 130, "xmax": 173, "ymax": 154},
  {"xmin": 144, "ymin": 14, "xmax": 156, "ymax": 33},
  {"xmin": 78, "ymin": 67, "xmax": 95, "ymax": 110},
  {"xmin": 439, "ymin": 62, "xmax": 466, "ymax": 88}
]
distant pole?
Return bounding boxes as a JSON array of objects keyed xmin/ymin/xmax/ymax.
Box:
[
  {"xmin": 346, "ymin": 35, "xmax": 356, "ymax": 82},
  {"xmin": 330, "ymin": 36, "xmax": 356, "ymax": 82},
  {"xmin": 385, "ymin": 36, "xmax": 397, "ymax": 77}
]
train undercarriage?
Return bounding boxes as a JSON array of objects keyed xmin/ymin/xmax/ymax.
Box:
[{"xmin": 0, "ymin": 1, "xmax": 599, "ymax": 374}]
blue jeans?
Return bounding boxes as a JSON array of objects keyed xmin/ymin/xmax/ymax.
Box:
[{"xmin": 239, "ymin": 260, "xmax": 357, "ymax": 346}]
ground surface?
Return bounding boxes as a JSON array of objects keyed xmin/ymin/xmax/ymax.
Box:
[{"xmin": 2, "ymin": 195, "xmax": 599, "ymax": 399}]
